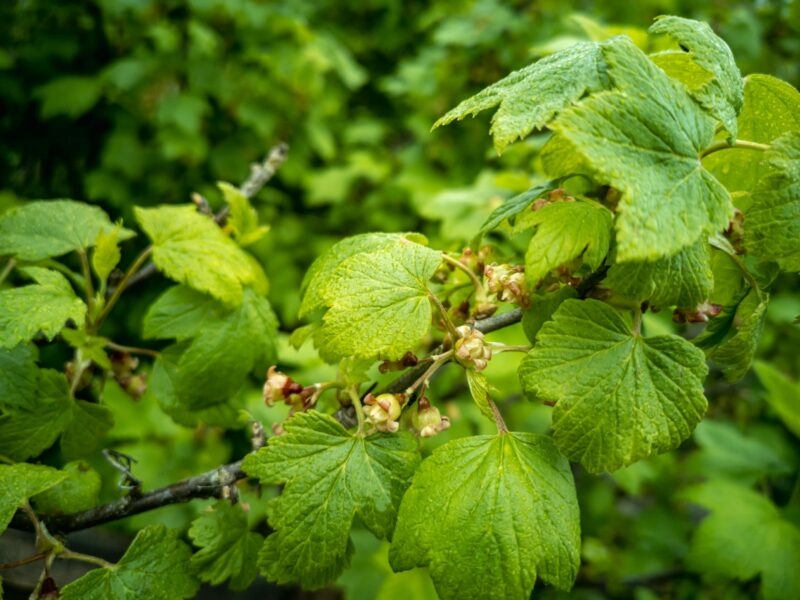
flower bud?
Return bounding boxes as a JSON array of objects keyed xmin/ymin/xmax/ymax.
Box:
[
  {"xmin": 454, "ymin": 326, "xmax": 492, "ymax": 371},
  {"xmin": 364, "ymin": 393, "xmax": 403, "ymax": 433},
  {"xmin": 412, "ymin": 402, "xmax": 451, "ymax": 438},
  {"xmin": 263, "ymin": 366, "xmax": 303, "ymax": 407},
  {"xmin": 484, "ymin": 264, "xmax": 528, "ymax": 305}
]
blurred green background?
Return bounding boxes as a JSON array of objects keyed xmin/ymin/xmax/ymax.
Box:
[{"xmin": 1, "ymin": 0, "xmax": 800, "ymax": 598}]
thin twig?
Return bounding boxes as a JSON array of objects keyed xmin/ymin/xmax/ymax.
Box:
[
  {"xmin": 0, "ymin": 552, "xmax": 48, "ymax": 571},
  {"xmin": 104, "ymin": 340, "xmax": 160, "ymax": 358},
  {"xmin": 78, "ymin": 249, "xmax": 95, "ymax": 318},
  {"xmin": 441, "ymin": 253, "xmax": 488, "ymax": 301},
  {"xmin": 0, "ymin": 258, "xmax": 16, "ymax": 286},
  {"xmin": 96, "ymin": 246, "xmax": 153, "ymax": 326}
]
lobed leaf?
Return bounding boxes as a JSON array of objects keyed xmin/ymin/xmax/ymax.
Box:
[
  {"xmin": 745, "ymin": 131, "xmax": 800, "ymax": 271},
  {"xmin": 146, "ymin": 287, "xmax": 278, "ymax": 410},
  {"xmin": 0, "ymin": 200, "xmax": 134, "ymax": 261},
  {"xmin": 0, "ymin": 463, "xmax": 66, "ymax": 535},
  {"xmin": 0, "ymin": 267, "xmax": 86, "ymax": 348},
  {"xmin": 553, "ymin": 38, "xmax": 731, "ymax": 261},
  {"xmin": 299, "ymin": 232, "xmax": 424, "ymax": 318},
  {"xmin": 515, "ymin": 199, "xmax": 611, "ymax": 286},
  {"xmin": 754, "ymin": 361, "xmax": 800, "ymax": 439},
  {"xmin": 683, "ymin": 480, "xmax": 800, "ymax": 600},
  {"xmin": 519, "ymin": 299, "xmax": 708, "ymax": 472},
  {"xmin": 242, "ymin": 411, "xmax": 420, "ymax": 589},
  {"xmin": 434, "ymin": 40, "xmax": 613, "ymax": 153},
  {"xmin": 315, "ymin": 241, "xmax": 442, "ymax": 361},
  {"xmin": 188, "ymin": 501, "xmax": 264, "ymax": 591},
  {"xmin": 135, "ymin": 205, "xmax": 267, "ymax": 306},
  {"xmin": 60, "ymin": 524, "xmax": 199, "ymax": 599},
  {"xmin": 649, "ymin": 16, "xmax": 743, "ymax": 137},
  {"xmin": 389, "ymin": 433, "xmax": 580, "ymax": 600},
  {"xmin": 0, "ymin": 342, "xmax": 38, "ymax": 411}
]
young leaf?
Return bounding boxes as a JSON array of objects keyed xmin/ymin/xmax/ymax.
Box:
[
  {"xmin": 218, "ymin": 182, "xmax": 270, "ymax": 247},
  {"xmin": 700, "ymin": 288, "xmax": 768, "ymax": 382},
  {"xmin": 91, "ymin": 226, "xmax": 122, "ymax": 284},
  {"xmin": 389, "ymin": 433, "xmax": 580, "ymax": 600},
  {"xmin": 465, "ymin": 369, "xmax": 493, "ymax": 421},
  {"xmin": 60, "ymin": 524, "xmax": 200, "ymax": 600},
  {"xmin": 32, "ymin": 460, "xmax": 101, "ymax": 515},
  {"xmin": 745, "ymin": 131, "xmax": 800, "ymax": 271},
  {"xmin": 0, "ymin": 463, "xmax": 66, "ymax": 535},
  {"xmin": 704, "ymin": 74, "xmax": 800, "ymax": 193},
  {"xmin": 146, "ymin": 287, "xmax": 278, "ymax": 409},
  {"xmin": 0, "ymin": 267, "xmax": 86, "ymax": 348},
  {"xmin": 649, "ymin": 16, "xmax": 743, "ymax": 137},
  {"xmin": 300, "ymin": 232, "xmax": 424, "ymax": 318},
  {"xmin": 515, "ymin": 199, "xmax": 611, "ymax": 286},
  {"xmin": 519, "ymin": 299, "xmax": 708, "ymax": 472},
  {"xmin": 434, "ymin": 40, "xmax": 612, "ymax": 153},
  {"xmin": 754, "ymin": 361, "xmax": 800, "ymax": 439},
  {"xmin": 0, "ymin": 200, "xmax": 134, "ymax": 261},
  {"xmin": 474, "ymin": 180, "xmax": 558, "ymax": 240},
  {"xmin": 604, "ymin": 240, "xmax": 713, "ymax": 308},
  {"xmin": 188, "ymin": 501, "xmax": 264, "ymax": 590},
  {"xmin": 553, "ymin": 38, "xmax": 731, "ymax": 261},
  {"xmin": 315, "ymin": 242, "xmax": 442, "ymax": 361},
  {"xmin": 0, "ymin": 342, "xmax": 38, "ymax": 411},
  {"xmin": 135, "ymin": 205, "xmax": 266, "ymax": 306},
  {"xmin": 242, "ymin": 411, "xmax": 420, "ymax": 589},
  {"xmin": 683, "ymin": 480, "xmax": 800, "ymax": 600}
]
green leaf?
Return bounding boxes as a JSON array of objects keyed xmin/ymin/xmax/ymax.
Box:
[
  {"xmin": 135, "ymin": 205, "xmax": 267, "ymax": 306},
  {"xmin": 300, "ymin": 232, "xmax": 424, "ymax": 318},
  {"xmin": 475, "ymin": 181, "xmax": 558, "ymax": 240},
  {"xmin": 0, "ymin": 370, "xmax": 73, "ymax": 460},
  {"xmin": 515, "ymin": 199, "xmax": 611, "ymax": 286},
  {"xmin": 691, "ymin": 420, "xmax": 793, "ymax": 481},
  {"xmin": 32, "ymin": 461, "xmax": 101, "ymax": 515},
  {"xmin": 465, "ymin": 369, "xmax": 493, "ymax": 421},
  {"xmin": 188, "ymin": 501, "xmax": 264, "ymax": 590},
  {"xmin": 61, "ymin": 328, "xmax": 112, "ymax": 370},
  {"xmin": 519, "ymin": 299, "xmax": 708, "ymax": 472},
  {"xmin": 521, "ymin": 286, "xmax": 578, "ymax": 343},
  {"xmin": 0, "ymin": 370, "xmax": 111, "ymax": 461},
  {"xmin": 0, "ymin": 342, "xmax": 38, "ymax": 411},
  {"xmin": 746, "ymin": 131, "xmax": 800, "ymax": 271},
  {"xmin": 434, "ymin": 40, "xmax": 612, "ymax": 153},
  {"xmin": 92, "ymin": 226, "xmax": 122, "ymax": 284},
  {"xmin": 553, "ymin": 38, "xmax": 731, "ymax": 261},
  {"xmin": 0, "ymin": 200, "xmax": 134, "ymax": 261},
  {"xmin": 649, "ymin": 51, "xmax": 714, "ymax": 91},
  {"xmin": 389, "ymin": 433, "xmax": 580, "ymax": 600},
  {"xmin": 0, "ymin": 463, "xmax": 66, "ymax": 535},
  {"xmin": 683, "ymin": 480, "xmax": 800, "ymax": 600},
  {"xmin": 315, "ymin": 241, "xmax": 442, "ymax": 361},
  {"xmin": 754, "ymin": 361, "xmax": 800, "ymax": 439},
  {"xmin": 218, "ymin": 182, "xmax": 269, "ymax": 247},
  {"xmin": 60, "ymin": 524, "xmax": 199, "ymax": 600},
  {"xmin": 61, "ymin": 399, "xmax": 114, "ymax": 460},
  {"xmin": 146, "ymin": 287, "xmax": 278, "ymax": 409},
  {"xmin": 35, "ymin": 76, "xmax": 103, "ymax": 118},
  {"xmin": 702, "ymin": 288, "xmax": 768, "ymax": 382},
  {"xmin": 242, "ymin": 411, "xmax": 420, "ymax": 588},
  {"xmin": 649, "ymin": 16, "xmax": 743, "ymax": 137},
  {"xmin": 0, "ymin": 267, "xmax": 86, "ymax": 348},
  {"xmin": 704, "ymin": 75, "xmax": 800, "ymax": 193},
  {"xmin": 604, "ymin": 240, "xmax": 713, "ymax": 308}
]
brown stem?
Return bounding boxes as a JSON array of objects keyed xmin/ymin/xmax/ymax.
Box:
[{"xmin": 0, "ymin": 552, "xmax": 48, "ymax": 571}]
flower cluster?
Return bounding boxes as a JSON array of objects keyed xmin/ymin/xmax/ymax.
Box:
[
  {"xmin": 363, "ymin": 393, "xmax": 404, "ymax": 433},
  {"xmin": 413, "ymin": 397, "xmax": 451, "ymax": 437},
  {"xmin": 484, "ymin": 264, "xmax": 528, "ymax": 306},
  {"xmin": 453, "ymin": 325, "xmax": 492, "ymax": 371},
  {"xmin": 263, "ymin": 366, "xmax": 313, "ymax": 413}
]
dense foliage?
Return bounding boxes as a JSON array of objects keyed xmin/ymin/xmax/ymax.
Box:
[{"xmin": 1, "ymin": 2, "xmax": 800, "ymax": 599}]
